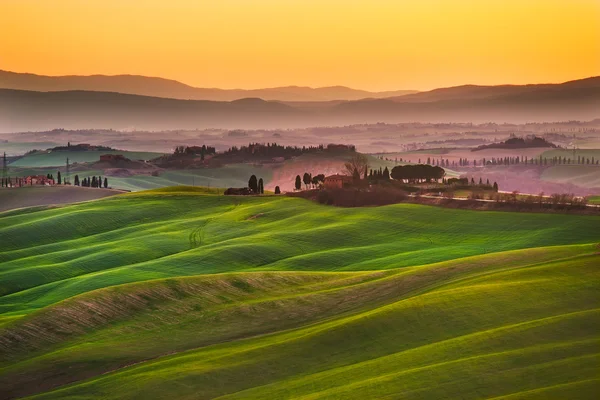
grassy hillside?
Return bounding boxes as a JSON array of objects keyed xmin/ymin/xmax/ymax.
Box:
[
  {"xmin": 0, "ymin": 141, "xmax": 61, "ymax": 157},
  {"xmin": 8, "ymin": 150, "xmax": 165, "ymax": 167},
  {"xmin": 0, "ymin": 188, "xmax": 598, "ymax": 398},
  {"xmin": 0, "ymin": 186, "xmax": 124, "ymax": 212},
  {"xmin": 8, "ymin": 164, "xmax": 273, "ymax": 192}
]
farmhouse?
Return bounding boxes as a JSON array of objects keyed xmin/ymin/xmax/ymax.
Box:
[
  {"xmin": 25, "ymin": 175, "xmax": 55, "ymax": 186},
  {"xmin": 324, "ymin": 174, "xmax": 352, "ymax": 189}
]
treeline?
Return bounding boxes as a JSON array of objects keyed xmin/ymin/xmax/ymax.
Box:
[
  {"xmin": 295, "ymin": 173, "xmax": 326, "ymax": 190},
  {"xmin": 74, "ymin": 174, "xmax": 108, "ymax": 188},
  {"xmin": 390, "ymin": 164, "xmax": 445, "ymax": 183},
  {"xmin": 479, "ymin": 155, "xmax": 599, "ymax": 166},
  {"xmin": 382, "ymin": 155, "xmax": 599, "ymax": 169},
  {"xmin": 224, "ymin": 143, "xmax": 355, "ymax": 159},
  {"xmin": 173, "ymin": 145, "xmax": 216, "ymax": 158},
  {"xmin": 52, "ymin": 143, "xmax": 114, "ymax": 152},
  {"xmin": 473, "ymin": 136, "xmax": 557, "ymax": 151},
  {"xmin": 368, "ymin": 167, "xmax": 390, "ymax": 182}
]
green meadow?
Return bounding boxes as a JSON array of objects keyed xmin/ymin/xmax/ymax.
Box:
[
  {"xmin": 8, "ymin": 164, "xmax": 273, "ymax": 192},
  {"xmin": 0, "ymin": 187, "xmax": 598, "ymax": 399},
  {"xmin": 8, "ymin": 150, "xmax": 165, "ymax": 168}
]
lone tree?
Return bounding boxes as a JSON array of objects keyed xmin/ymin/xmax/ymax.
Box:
[
  {"xmin": 248, "ymin": 175, "xmax": 258, "ymax": 193},
  {"xmin": 344, "ymin": 153, "xmax": 369, "ymax": 177},
  {"xmin": 258, "ymin": 178, "xmax": 264, "ymax": 194},
  {"xmin": 57, "ymin": 171, "xmax": 62, "ymax": 185},
  {"xmin": 295, "ymin": 175, "xmax": 302, "ymax": 191},
  {"xmin": 274, "ymin": 186, "xmax": 281, "ymax": 194}
]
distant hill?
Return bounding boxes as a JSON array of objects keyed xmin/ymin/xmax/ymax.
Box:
[
  {"xmin": 386, "ymin": 77, "xmax": 600, "ymax": 103},
  {"xmin": 328, "ymin": 78, "xmax": 600, "ymax": 124},
  {"xmin": 472, "ymin": 136, "xmax": 558, "ymax": 151},
  {"xmin": 0, "ymin": 70, "xmax": 417, "ymax": 101},
  {"xmin": 1, "ymin": 77, "xmax": 598, "ymax": 131}
]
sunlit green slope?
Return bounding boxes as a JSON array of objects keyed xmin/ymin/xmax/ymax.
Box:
[{"xmin": 0, "ymin": 187, "xmax": 598, "ymax": 398}]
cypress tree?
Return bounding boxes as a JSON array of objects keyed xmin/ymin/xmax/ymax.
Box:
[{"xmin": 248, "ymin": 175, "xmax": 258, "ymax": 193}]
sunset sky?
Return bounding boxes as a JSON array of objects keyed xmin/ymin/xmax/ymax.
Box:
[{"xmin": 1, "ymin": 0, "xmax": 598, "ymax": 91}]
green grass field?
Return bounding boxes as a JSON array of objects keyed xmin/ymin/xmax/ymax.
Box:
[
  {"xmin": 8, "ymin": 164, "xmax": 273, "ymax": 192},
  {"xmin": 589, "ymin": 196, "xmax": 600, "ymax": 205},
  {"xmin": 0, "ymin": 187, "xmax": 598, "ymax": 399},
  {"xmin": 0, "ymin": 186, "xmax": 124, "ymax": 212},
  {"xmin": 8, "ymin": 150, "xmax": 165, "ymax": 167}
]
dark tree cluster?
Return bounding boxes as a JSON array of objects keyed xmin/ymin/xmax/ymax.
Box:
[
  {"xmin": 444, "ymin": 177, "xmax": 497, "ymax": 191},
  {"xmin": 78, "ymin": 175, "xmax": 108, "ymax": 188},
  {"xmin": 390, "ymin": 164, "xmax": 446, "ymax": 183},
  {"xmin": 473, "ymin": 136, "xmax": 557, "ymax": 151},
  {"xmin": 51, "ymin": 143, "xmax": 114, "ymax": 152},
  {"xmin": 224, "ymin": 143, "xmax": 355, "ymax": 160},
  {"xmin": 173, "ymin": 145, "xmax": 216, "ymax": 159},
  {"xmin": 225, "ymin": 142, "xmax": 325, "ymax": 159},
  {"xmin": 368, "ymin": 167, "xmax": 390, "ymax": 182},
  {"xmin": 418, "ymin": 154, "xmax": 599, "ymax": 169},
  {"xmin": 294, "ymin": 173, "xmax": 325, "ymax": 190},
  {"xmin": 248, "ymin": 175, "xmax": 264, "ymax": 194}
]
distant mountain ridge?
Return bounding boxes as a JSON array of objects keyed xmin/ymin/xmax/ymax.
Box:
[
  {"xmin": 0, "ymin": 77, "xmax": 598, "ymax": 131},
  {"xmin": 386, "ymin": 76, "xmax": 600, "ymax": 103},
  {"xmin": 0, "ymin": 70, "xmax": 417, "ymax": 102}
]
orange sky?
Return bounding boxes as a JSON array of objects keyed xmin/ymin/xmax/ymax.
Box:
[{"xmin": 1, "ymin": 0, "xmax": 598, "ymax": 91}]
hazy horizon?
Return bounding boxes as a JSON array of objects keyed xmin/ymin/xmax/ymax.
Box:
[
  {"xmin": 2, "ymin": 68, "xmax": 599, "ymax": 93},
  {"xmin": 1, "ymin": 0, "xmax": 598, "ymax": 92}
]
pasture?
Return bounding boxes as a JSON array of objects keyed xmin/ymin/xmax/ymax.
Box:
[
  {"xmin": 0, "ymin": 187, "xmax": 598, "ymax": 398},
  {"xmin": 0, "ymin": 186, "xmax": 124, "ymax": 212}
]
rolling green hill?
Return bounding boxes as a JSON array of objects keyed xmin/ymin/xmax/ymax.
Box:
[
  {"xmin": 8, "ymin": 164, "xmax": 273, "ymax": 192},
  {"xmin": 0, "ymin": 186, "xmax": 124, "ymax": 212},
  {"xmin": 0, "ymin": 187, "xmax": 598, "ymax": 399},
  {"xmin": 8, "ymin": 150, "xmax": 165, "ymax": 167}
]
